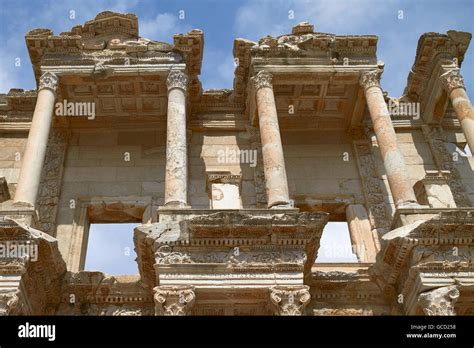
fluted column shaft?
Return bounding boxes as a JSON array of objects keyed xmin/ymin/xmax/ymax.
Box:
[
  {"xmin": 253, "ymin": 71, "xmax": 290, "ymax": 208},
  {"xmin": 164, "ymin": 70, "xmax": 188, "ymax": 207},
  {"xmin": 360, "ymin": 70, "xmax": 417, "ymax": 207},
  {"xmin": 440, "ymin": 69, "xmax": 474, "ymax": 152},
  {"xmin": 14, "ymin": 72, "xmax": 58, "ymax": 207}
]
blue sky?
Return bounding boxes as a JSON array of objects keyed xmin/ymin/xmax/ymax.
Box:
[{"xmin": 0, "ymin": 0, "xmax": 473, "ymax": 98}]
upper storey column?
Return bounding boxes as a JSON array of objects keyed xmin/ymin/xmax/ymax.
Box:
[
  {"xmin": 14, "ymin": 72, "xmax": 58, "ymax": 207},
  {"xmin": 252, "ymin": 71, "xmax": 291, "ymax": 208},
  {"xmin": 440, "ymin": 69, "xmax": 474, "ymax": 152},
  {"xmin": 164, "ymin": 70, "xmax": 188, "ymax": 207},
  {"xmin": 360, "ymin": 69, "xmax": 417, "ymax": 207}
]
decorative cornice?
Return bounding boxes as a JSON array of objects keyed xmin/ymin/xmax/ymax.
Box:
[
  {"xmin": 166, "ymin": 70, "xmax": 188, "ymax": 92},
  {"xmin": 359, "ymin": 69, "xmax": 382, "ymax": 91},
  {"xmin": 252, "ymin": 70, "xmax": 273, "ymax": 91},
  {"xmin": 38, "ymin": 72, "xmax": 59, "ymax": 94},
  {"xmin": 440, "ymin": 69, "xmax": 466, "ymax": 94}
]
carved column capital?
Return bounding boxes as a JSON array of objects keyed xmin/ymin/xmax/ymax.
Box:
[
  {"xmin": 39, "ymin": 72, "xmax": 59, "ymax": 94},
  {"xmin": 0, "ymin": 291, "xmax": 20, "ymax": 316},
  {"xmin": 417, "ymin": 285, "xmax": 460, "ymax": 316},
  {"xmin": 153, "ymin": 285, "xmax": 195, "ymax": 316},
  {"xmin": 359, "ymin": 69, "xmax": 382, "ymax": 91},
  {"xmin": 252, "ymin": 70, "xmax": 273, "ymax": 91},
  {"xmin": 269, "ymin": 285, "xmax": 310, "ymax": 316},
  {"xmin": 440, "ymin": 69, "xmax": 466, "ymax": 94},
  {"xmin": 166, "ymin": 70, "xmax": 188, "ymax": 92}
]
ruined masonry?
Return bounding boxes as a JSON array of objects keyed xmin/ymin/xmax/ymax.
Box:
[{"xmin": 0, "ymin": 12, "xmax": 473, "ymax": 316}]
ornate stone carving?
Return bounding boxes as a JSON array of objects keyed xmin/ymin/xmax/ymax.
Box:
[
  {"xmin": 418, "ymin": 286, "xmax": 460, "ymax": 316},
  {"xmin": 440, "ymin": 69, "xmax": 465, "ymax": 94},
  {"xmin": 359, "ymin": 69, "xmax": 382, "ymax": 91},
  {"xmin": 36, "ymin": 130, "xmax": 68, "ymax": 235},
  {"xmin": 38, "ymin": 72, "xmax": 58, "ymax": 93},
  {"xmin": 0, "ymin": 291, "xmax": 21, "ymax": 316},
  {"xmin": 166, "ymin": 70, "xmax": 188, "ymax": 92},
  {"xmin": 153, "ymin": 285, "xmax": 195, "ymax": 316},
  {"xmin": 353, "ymin": 140, "xmax": 390, "ymax": 232},
  {"xmin": 252, "ymin": 70, "xmax": 273, "ymax": 91},
  {"xmin": 246, "ymin": 126, "xmax": 267, "ymax": 207},
  {"xmin": 269, "ymin": 285, "xmax": 310, "ymax": 316}
]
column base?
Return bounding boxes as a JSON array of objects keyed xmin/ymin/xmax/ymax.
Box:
[{"xmin": 161, "ymin": 201, "xmax": 191, "ymax": 209}]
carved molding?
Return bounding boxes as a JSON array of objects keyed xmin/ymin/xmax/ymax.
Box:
[
  {"xmin": 166, "ymin": 70, "xmax": 188, "ymax": 92},
  {"xmin": 153, "ymin": 285, "xmax": 195, "ymax": 316},
  {"xmin": 38, "ymin": 72, "xmax": 59, "ymax": 93},
  {"xmin": 440, "ymin": 69, "xmax": 465, "ymax": 94},
  {"xmin": 418, "ymin": 285, "xmax": 460, "ymax": 316},
  {"xmin": 252, "ymin": 70, "xmax": 273, "ymax": 91},
  {"xmin": 269, "ymin": 285, "xmax": 310, "ymax": 316},
  {"xmin": 359, "ymin": 69, "xmax": 382, "ymax": 91}
]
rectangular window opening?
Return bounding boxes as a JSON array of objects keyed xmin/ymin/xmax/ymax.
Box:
[
  {"xmin": 84, "ymin": 222, "xmax": 140, "ymax": 275},
  {"xmin": 315, "ymin": 221, "xmax": 358, "ymax": 263}
]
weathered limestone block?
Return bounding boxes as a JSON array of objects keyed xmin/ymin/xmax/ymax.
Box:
[
  {"xmin": 414, "ymin": 171, "xmax": 456, "ymax": 208},
  {"xmin": 269, "ymin": 285, "xmax": 311, "ymax": 316}
]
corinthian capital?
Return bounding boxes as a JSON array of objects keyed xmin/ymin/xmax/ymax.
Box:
[
  {"xmin": 153, "ymin": 285, "xmax": 195, "ymax": 316},
  {"xmin": 440, "ymin": 69, "xmax": 465, "ymax": 94},
  {"xmin": 359, "ymin": 69, "xmax": 382, "ymax": 91},
  {"xmin": 269, "ymin": 285, "xmax": 310, "ymax": 316},
  {"xmin": 166, "ymin": 70, "xmax": 188, "ymax": 92},
  {"xmin": 417, "ymin": 285, "xmax": 460, "ymax": 316},
  {"xmin": 39, "ymin": 72, "xmax": 59, "ymax": 93},
  {"xmin": 252, "ymin": 70, "xmax": 273, "ymax": 91}
]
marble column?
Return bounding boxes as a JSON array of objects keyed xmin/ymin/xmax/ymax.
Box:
[
  {"xmin": 164, "ymin": 70, "xmax": 188, "ymax": 207},
  {"xmin": 360, "ymin": 69, "xmax": 417, "ymax": 208},
  {"xmin": 13, "ymin": 72, "xmax": 58, "ymax": 207},
  {"xmin": 440, "ymin": 69, "xmax": 474, "ymax": 152},
  {"xmin": 252, "ymin": 71, "xmax": 291, "ymax": 208}
]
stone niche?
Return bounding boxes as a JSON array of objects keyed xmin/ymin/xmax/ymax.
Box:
[
  {"xmin": 206, "ymin": 172, "xmax": 242, "ymax": 209},
  {"xmin": 413, "ymin": 170, "xmax": 456, "ymax": 208}
]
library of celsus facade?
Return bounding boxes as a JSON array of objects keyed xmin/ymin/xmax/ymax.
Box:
[{"xmin": 0, "ymin": 11, "xmax": 473, "ymax": 316}]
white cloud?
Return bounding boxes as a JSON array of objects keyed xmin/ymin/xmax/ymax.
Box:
[{"xmin": 140, "ymin": 13, "xmax": 191, "ymax": 42}]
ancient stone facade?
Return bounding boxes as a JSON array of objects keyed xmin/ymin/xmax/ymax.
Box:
[{"xmin": 0, "ymin": 12, "xmax": 473, "ymax": 316}]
